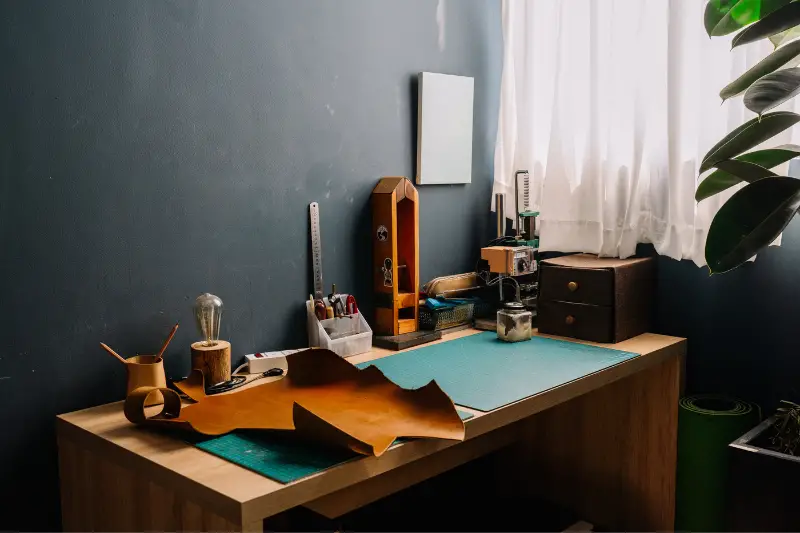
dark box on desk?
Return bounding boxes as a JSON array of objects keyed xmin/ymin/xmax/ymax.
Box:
[{"xmin": 538, "ymin": 254, "xmax": 655, "ymax": 343}]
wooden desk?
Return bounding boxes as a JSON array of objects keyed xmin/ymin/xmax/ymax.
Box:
[{"xmin": 57, "ymin": 329, "xmax": 685, "ymax": 532}]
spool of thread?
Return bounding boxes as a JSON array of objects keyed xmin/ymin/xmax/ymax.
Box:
[{"xmin": 190, "ymin": 340, "xmax": 232, "ymax": 386}]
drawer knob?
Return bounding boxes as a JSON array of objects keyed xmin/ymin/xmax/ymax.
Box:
[
  {"xmin": 567, "ymin": 281, "xmax": 578, "ymax": 292},
  {"xmin": 565, "ymin": 315, "xmax": 576, "ymax": 325}
]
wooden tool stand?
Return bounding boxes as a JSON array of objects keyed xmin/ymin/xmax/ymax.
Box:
[{"xmin": 372, "ymin": 177, "xmax": 419, "ymax": 336}]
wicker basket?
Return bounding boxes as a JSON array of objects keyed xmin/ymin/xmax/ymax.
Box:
[
  {"xmin": 472, "ymin": 299, "xmax": 495, "ymax": 319},
  {"xmin": 419, "ymin": 301, "xmax": 475, "ymax": 331}
]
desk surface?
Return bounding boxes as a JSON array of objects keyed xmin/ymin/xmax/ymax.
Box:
[{"xmin": 57, "ymin": 328, "xmax": 685, "ymax": 529}]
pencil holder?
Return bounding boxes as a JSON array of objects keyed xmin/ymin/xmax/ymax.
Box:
[
  {"xmin": 125, "ymin": 355, "xmax": 167, "ymax": 407},
  {"xmin": 306, "ymin": 295, "xmax": 372, "ymax": 357}
]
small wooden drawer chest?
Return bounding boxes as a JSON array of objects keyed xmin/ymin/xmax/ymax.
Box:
[{"xmin": 538, "ymin": 254, "xmax": 655, "ymax": 343}]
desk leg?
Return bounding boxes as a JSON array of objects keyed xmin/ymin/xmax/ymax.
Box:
[
  {"xmin": 501, "ymin": 354, "xmax": 681, "ymax": 531},
  {"xmin": 57, "ymin": 433, "xmax": 244, "ymax": 532}
]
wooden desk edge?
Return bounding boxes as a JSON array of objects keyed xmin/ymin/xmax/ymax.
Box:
[{"xmin": 56, "ymin": 416, "xmax": 246, "ymax": 525}]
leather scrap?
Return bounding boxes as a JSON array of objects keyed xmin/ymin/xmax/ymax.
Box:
[
  {"xmin": 174, "ymin": 369, "xmax": 206, "ymax": 402},
  {"xmin": 123, "ymin": 348, "xmax": 465, "ymax": 456},
  {"xmin": 124, "ymin": 386, "xmax": 187, "ymax": 427}
]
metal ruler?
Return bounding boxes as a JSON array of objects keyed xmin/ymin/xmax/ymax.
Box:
[
  {"xmin": 515, "ymin": 170, "xmax": 530, "ymax": 213},
  {"xmin": 309, "ymin": 202, "xmax": 324, "ymax": 300}
]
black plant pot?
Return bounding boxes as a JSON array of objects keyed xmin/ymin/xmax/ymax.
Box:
[{"xmin": 728, "ymin": 417, "xmax": 800, "ymax": 531}]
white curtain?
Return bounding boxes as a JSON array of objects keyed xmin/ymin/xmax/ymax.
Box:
[{"xmin": 494, "ymin": 0, "xmax": 799, "ymax": 266}]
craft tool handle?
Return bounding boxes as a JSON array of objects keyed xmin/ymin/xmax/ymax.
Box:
[{"xmin": 346, "ymin": 294, "xmax": 358, "ymax": 315}]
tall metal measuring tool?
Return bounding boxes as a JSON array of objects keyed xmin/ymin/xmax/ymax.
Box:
[
  {"xmin": 514, "ymin": 170, "xmax": 539, "ymax": 247},
  {"xmin": 309, "ymin": 202, "xmax": 324, "ymax": 300}
]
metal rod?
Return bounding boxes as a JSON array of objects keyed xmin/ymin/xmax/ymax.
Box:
[
  {"xmin": 496, "ymin": 193, "xmax": 505, "ymax": 238},
  {"xmin": 514, "ymin": 171, "xmax": 524, "ymax": 238}
]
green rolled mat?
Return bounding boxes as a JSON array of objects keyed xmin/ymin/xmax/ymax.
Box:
[{"xmin": 676, "ymin": 395, "xmax": 760, "ymax": 532}]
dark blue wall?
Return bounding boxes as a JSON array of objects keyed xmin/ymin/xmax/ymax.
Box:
[
  {"xmin": 655, "ymin": 161, "xmax": 800, "ymax": 412},
  {"xmin": 0, "ymin": 1, "xmax": 501, "ymax": 529},
  {"xmin": 656, "ymin": 215, "xmax": 800, "ymax": 412}
]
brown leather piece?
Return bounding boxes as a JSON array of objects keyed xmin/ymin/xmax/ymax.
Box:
[
  {"xmin": 123, "ymin": 348, "xmax": 465, "ymax": 456},
  {"xmin": 124, "ymin": 386, "xmax": 187, "ymax": 428},
  {"xmin": 291, "ymin": 403, "xmax": 384, "ymax": 456},
  {"xmin": 174, "ymin": 369, "xmax": 206, "ymax": 402}
]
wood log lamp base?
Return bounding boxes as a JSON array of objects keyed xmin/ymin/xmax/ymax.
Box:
[{"xmin": 190, "ymin": 340, "xmax": 232, "ymax": 386}]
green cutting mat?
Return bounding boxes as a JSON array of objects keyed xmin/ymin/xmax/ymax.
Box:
[
  {"xmin": 191, "ymin": 410, "xmax": 473, "ymax": 484},
  {"xmin": 357, "ymin": 331, "xmax": 638, "ymax": 412}
]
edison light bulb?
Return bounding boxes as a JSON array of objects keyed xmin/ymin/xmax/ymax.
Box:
[{"xmin": 194, "ymin": 293, "xmax": 223, "ymax": 346}]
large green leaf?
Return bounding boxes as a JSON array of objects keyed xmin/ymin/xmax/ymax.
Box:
[
  {"xmin": 770, "ymin": 25, "xmax": 800, "ymax": 47},
  {"xmin": 732, "ymin": 3, "xmax": 800, "ymax": 47},
  {"xmin": 699, "ymin": 111, "xmax": 800, "ymax": 172},
  {"xmin": 696, "ymin": 145, "xmax": 800, "ymax": 201},
  {"xmin": 717, "ymin": 159, "xmax": 779, "ymax": 181},
  {"xmin": 697, "ymin": 172, "xmax": 750, "ymax": 202},
  {"xmin": 705, "ymin": 0, "xmax": 792, "ymax": 36},
  {"xmin": 721, "ymin": 41, "xmax": 800, "ymax": 100},
  {"xmin": 696, "ymin": 160, "xmax": 776, "ymax": 201},
  {"xmin": 735, "ymin": 143, "xmax": 800, "ymax": 166},
  {"xmin": 706, "ymin": 176, "xmax": 800, "ymax": 273},
  {"xmin": 744, "ymin": 67, "xmax": 800, "ymax": 114}
]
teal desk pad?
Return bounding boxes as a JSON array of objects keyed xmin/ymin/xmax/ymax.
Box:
[
  {"xmin": 357, "ymin": 331, "xmax": 639, "ymax": 412},
  {"xmin": 189, "ymin": 410, "xmax": 473, "ymax": 484}
]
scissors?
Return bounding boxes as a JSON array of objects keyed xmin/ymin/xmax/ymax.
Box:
[
  {"xmin": 328, "ymin": 289, "xmax": 346, "ymax": 318},
  {"xmin": 204, "ymin": 368, "xmax": 285, "ymax": 395},
  {"xmin": 345, "ymin": 294, "xmax": 358, "ymax": 315}
]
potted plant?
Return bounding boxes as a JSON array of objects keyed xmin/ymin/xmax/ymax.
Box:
[
  {"xmin": 727, "ymin": 402, "xmax": 800, "ymax": 530},
  {"xmin": 700, "ymin": 2, "xmax": 800, "ymax": 530},
  {"xmin": 699, "ymin": 0, "xmax": 800, "ymax": 274}
]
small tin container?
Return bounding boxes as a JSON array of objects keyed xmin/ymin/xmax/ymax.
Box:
[{"xmin": 497, "ymin": 301, "xmax": 532, "ymax": 342}]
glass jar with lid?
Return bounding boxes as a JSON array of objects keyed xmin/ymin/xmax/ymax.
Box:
[{"xmin": 497, "ymin": 301, "xmax": 532, "ymax": 342}]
